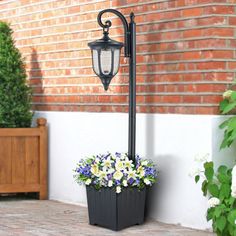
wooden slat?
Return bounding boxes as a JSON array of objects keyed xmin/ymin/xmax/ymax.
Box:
[
  {"xmin": 39, "ymin": 125, "xmax": 48, "ymax": 200},
  {"xmin": 25, "ymin": 137, "xmax": 39, "ymax": 184},
  {"xmin": 12, "ymin": 137, "xmax": 25, "ymax": 184},
  {"xmin": 0, "ymin": 184, "xmax": 40, "ymax": 193},
  {"xmin": 0, "ymin": 128, "xmax": 40, "ymax": 137},
  {"xmin": 0, "ymin": 137, "xmax": 12, "ymax": 184}
]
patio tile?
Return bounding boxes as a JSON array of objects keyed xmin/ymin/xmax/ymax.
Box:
[{"xmin": 0, "ymin": 200, "xmax": 214, "ymax": 236}]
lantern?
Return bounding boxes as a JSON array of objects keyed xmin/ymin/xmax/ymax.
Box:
[{"xmin": 88, "ymin": 29, "xmax": 123, "ymax": 90}]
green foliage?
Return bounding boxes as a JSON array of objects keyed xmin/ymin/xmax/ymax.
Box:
[
  {"xmin": 0, "ymin": 21, "xmax": 33, "ymax": 127},
  {"xmin": 219, "ymin": 90, "xmax": 236, "ymax": 149},
  {"xmin": 198, "ymin": 162, "xmax": 236, "ymax": 236}
]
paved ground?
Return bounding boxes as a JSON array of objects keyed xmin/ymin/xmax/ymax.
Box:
[{"xmin": 0, "ymin": 199, "xmax": 214, "ymax": 236}]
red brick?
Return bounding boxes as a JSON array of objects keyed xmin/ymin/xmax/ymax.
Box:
[
  {"xmin": 182, "ymin": 8, "xmax": 202, "ymax": 17},
  {"xmin": 229, "ymin": 17, "xmax": 236, "ymax": 25},
  {"xmin": 228, "ymin": 62, "xmax": 236, "ymax": 69},
  {"xmin": 183, "ymin": 29, "xmax": 202, "ymax": 38},
  {"xmin": 182, "ymin": 96, "xmax": 201, "ymax": 103}
]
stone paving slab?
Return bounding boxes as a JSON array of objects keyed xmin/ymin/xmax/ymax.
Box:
[{"xmin": 0, "ymin": 200, "xmax": 215, "ymax": 236}]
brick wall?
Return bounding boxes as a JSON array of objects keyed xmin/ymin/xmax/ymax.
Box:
[{"xmin": 0, "ymin": 0, "xmax": 235, "ymax": 114}]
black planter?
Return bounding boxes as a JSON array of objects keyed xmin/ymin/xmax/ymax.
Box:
[{"xmin": 86, "ymin": 186, "xmax": 146, "ymax": 231}]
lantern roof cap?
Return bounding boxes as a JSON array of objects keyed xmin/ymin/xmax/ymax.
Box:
[{"xmin": 88, "ymin": 31, "xmax": 123, "ymax": 50}]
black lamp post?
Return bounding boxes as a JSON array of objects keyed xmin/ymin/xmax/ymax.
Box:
[{"xmin": 88, "ymin": 9, "xmax": 136, "ymax": 163}]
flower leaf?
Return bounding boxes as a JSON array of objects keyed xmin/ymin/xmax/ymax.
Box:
[
  {"xmin": 208, "ymin": 183, "xmax": 219, "ymax": 197},
  {"xmin": 195, "ymin": 175, "xmax": 200, "ymax": 183},
  {"xmin": 216, "ymin": 215, "xmax": 226, "ymax": 232}
]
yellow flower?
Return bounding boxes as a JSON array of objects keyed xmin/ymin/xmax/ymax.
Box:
[
  {"xmin": 98, "ymin": 171, "xmax": 107, "ymax": 180},
  {"xmin": 124, "ymin": 160, "xmax": 133, "ymax": 169},
  {"xmin": 113, "ymin": 171, "xmax": 123, "ymax": 180},
  {"xmin": 91, "ymin": 164, "xmax": 99, "ymax": 177},
  {"xmin": 115, "ymin": 161, "xmax": 124, "ymax": 171},
  {"xmin": 102, "ymin": 157, "xmax": 113, "ymax": 168},
  {"xmin": 127, "ymin": 170, "xmax": 136, "ymax": 180},
  {"xmin": 137, "ymin": 166, "xmax": 145, "ymax": 177}
]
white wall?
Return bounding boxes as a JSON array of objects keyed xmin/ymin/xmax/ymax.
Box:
[{"xmin": 34, "ymin": 111, "xmax": 235, "ymax": 230}]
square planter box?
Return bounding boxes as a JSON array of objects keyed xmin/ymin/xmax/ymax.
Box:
[{"xmin": 86, "ymin": 186, "xmax": 146, "ymax": 231}]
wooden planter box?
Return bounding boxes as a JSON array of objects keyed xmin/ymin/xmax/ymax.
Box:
[
  {"xmin": 86, "ymin": 186, "xmax": 146, "ymax": 231},
  {"xmin": 0, "ymin": 118, "xmax": 48, "ymax": 199}
]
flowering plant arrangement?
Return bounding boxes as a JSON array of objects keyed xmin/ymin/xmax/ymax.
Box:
[
  {"xmin": 191, "ymin": 89, "xmax": 236, "ymax": 236},
  {"xmin": 193, "ymin": 156, "xmax": 236, "ymax": 236},
  {"xmin": 74, "ymin": 152, "xmax": 157, "ymax": 194}
]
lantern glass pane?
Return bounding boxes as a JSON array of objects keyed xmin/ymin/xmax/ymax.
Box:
[
  {"xmin": 100, "ymin": 49, "xmax": 112, "ymax": 75},
  {"xmin": 92, "ymin": 50, "xmax": 100, "ymax": 75},
  {"xmin": 113, "ymin": 49, "xmax": 120, "ymax": 75}
]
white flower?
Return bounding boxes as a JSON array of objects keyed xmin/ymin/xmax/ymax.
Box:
[
  {"xmin": 194, "ymin": 153, "xmax": 209, "ymax": 163},
  {"xmin": 123, "ymin": 180, "xmax": 128, "ymax": 187},
  {"xmin": 108, "ymin": 180, "xmax": 113, "ymax": 187},
  {"xmin": 113, "ymin": 171, "xmax": 123, "ymax": 180},
  {"xmin": 144, "ymin": 178, "xmax": 151, "ymax": 185},
  {"xmin": 116, "ymin": 186, "xmax": 121, "ymax": 194},
  {"xmin": 188, "ymin": 167, "xmax": 201, "ymax": 177},
  {"xmin": 208, "ymin": 197, "xmax": 220, "ymax": 208},
  {"xmin": 85, "ymin": 179, "xmax": 92, "ymax": 185},
  {"xmin": 231, "ymin": 165, "xmax": 236, "ymax": 198},
  {"xmin": 223, "ymin": 90, "xmax": 233, "ymax": 99},
  {"xmin": 107, "ymin": 168, "xmax": 115, "ymax": 174},
  {"xmin": 141, "ymin": 160, "xmax": 148, "ymax": 166}
]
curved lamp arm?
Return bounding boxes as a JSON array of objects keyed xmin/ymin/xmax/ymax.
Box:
[{"xmin": 97, "ymin": 9, "xmax": 130, "ymax": 57}]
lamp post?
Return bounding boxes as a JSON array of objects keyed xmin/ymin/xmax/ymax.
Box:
[{"xmin": 88, "ymin": 9, "xmax": 136, "ymax": 163}]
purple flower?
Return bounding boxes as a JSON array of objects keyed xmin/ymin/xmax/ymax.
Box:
[
  {"xmin": 107, "ymin": 174, "xmax": 112, "ymax": 180},
  {"xmin": 115, "ymin": 152, "xmax": 121, "ymax": 158},
  {"xmin": 115, "ymin": 180, "xmax": 121, "ymax": 185},
  {"xmin": 104, "ymin": 153, "xmax": 111, "ymax": 159},
  {"xmin": 145, "ymin": 167, "xmax": 157, "ymax": 177},
  {"xmin": 128, "ymin": 178, "xmax": 134, "ymax": 185}
]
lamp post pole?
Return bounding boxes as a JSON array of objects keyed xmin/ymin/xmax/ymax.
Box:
[
  {"xmin": 96, "ymin": 10, "xmax": 136, "ymax": 163},
  {"xmin": 128, "ymin": 13, "xmax": 136, "ymax": 163}
]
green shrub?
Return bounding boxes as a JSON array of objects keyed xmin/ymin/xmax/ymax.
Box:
[{"xmin": 0, "ymin": 21, "xmax": 33, "ymax": 127}]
